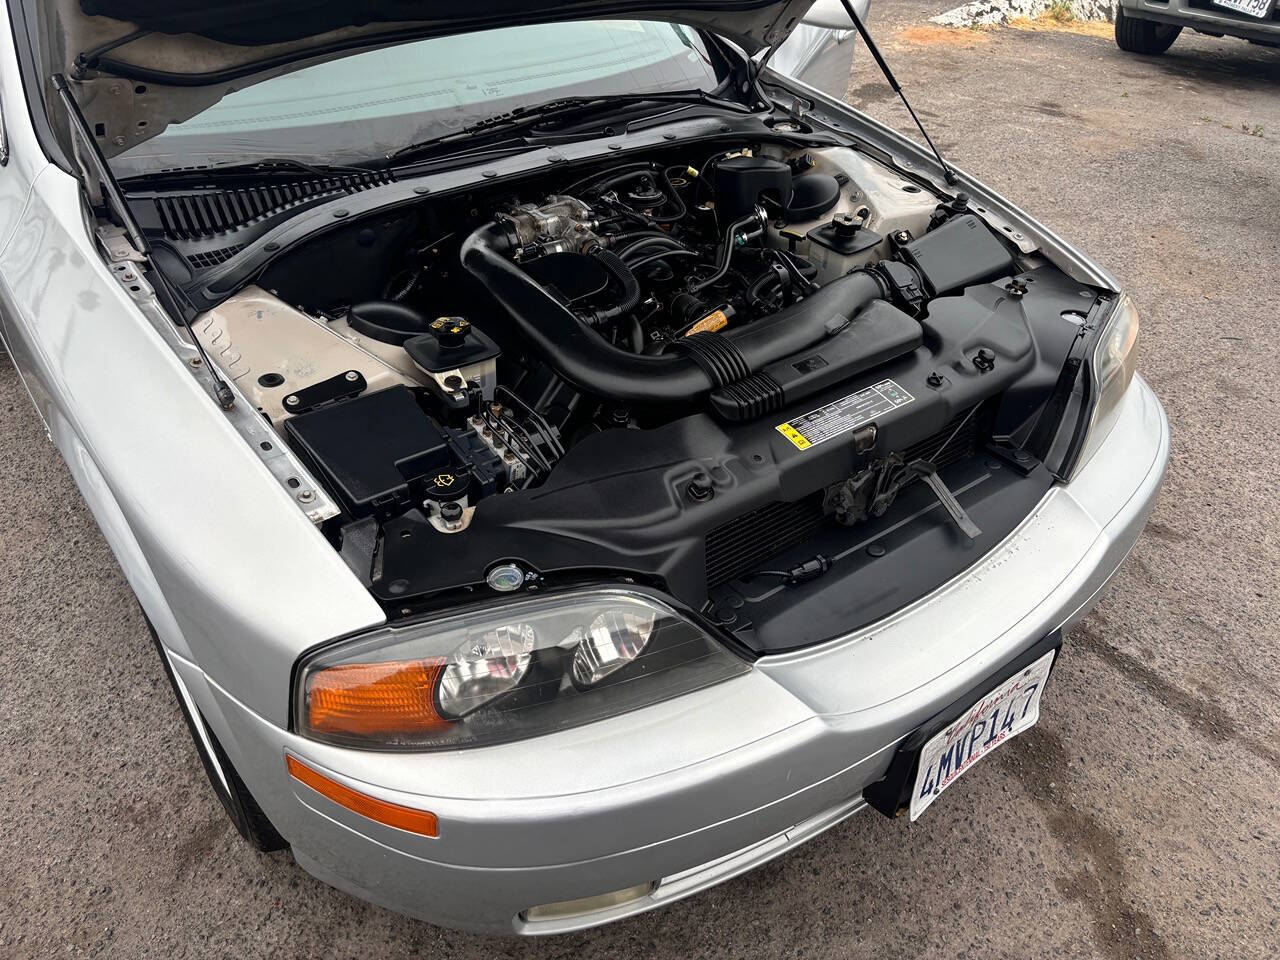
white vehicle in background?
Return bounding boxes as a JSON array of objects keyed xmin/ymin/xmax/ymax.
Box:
[{"xmin": 774, "ymin": 0, "xmax": 870, "ymax": 94}]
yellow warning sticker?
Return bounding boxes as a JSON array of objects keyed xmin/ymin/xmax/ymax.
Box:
[
  {"xmin": 776, "ymin": 379, "xmax": 915, "ymax": 451},
  {"xmin": 777, "ymin": 423, "xmax": 811, "ymax": 450}
]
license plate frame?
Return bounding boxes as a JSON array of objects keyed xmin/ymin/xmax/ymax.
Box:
[
  {"xmin": 1211, "ymin": 0, "xmax": 1273, "ymax": 18},
  {"xmin": 863, "ymin": 631, "xmax": 1062, "ymax": 820}
]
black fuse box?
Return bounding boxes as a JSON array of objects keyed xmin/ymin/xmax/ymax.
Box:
[{"xmin": 284, "ymin": 386, "xmax": 452, "ymax": 519}]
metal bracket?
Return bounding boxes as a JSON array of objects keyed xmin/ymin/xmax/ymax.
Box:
[
  {"xmin": 97, "ymin": 224, "xmax": 148, "ymax": 264},
  {"xmin": 908, "ymin": 460, "xmax": 982, "ymax": 540},
  {"xmin": 97, "ymin": 226, "xmax": 339, "ymax": 524}
]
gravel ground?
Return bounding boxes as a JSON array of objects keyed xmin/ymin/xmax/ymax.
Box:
[{"xmin": 3, "ymin": 8, "xmax": 1279, "ymax": 959}]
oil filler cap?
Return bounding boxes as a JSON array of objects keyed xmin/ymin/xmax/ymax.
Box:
[{"xmin": 430, "ymin": 316, "xmax": 471, "ymax": 349}]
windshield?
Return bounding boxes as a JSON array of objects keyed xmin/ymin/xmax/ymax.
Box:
[{"xmin": 112, "ymin": 20, "xmax": 721, "ymax": 176}]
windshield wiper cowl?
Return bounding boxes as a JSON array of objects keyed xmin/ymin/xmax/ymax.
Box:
[{"xmin": 387, "ymin": 91, "xmax": 753, "ymax": 164}]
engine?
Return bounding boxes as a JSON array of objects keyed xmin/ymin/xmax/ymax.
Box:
[{"xmin": 192, "ymin": 140, "xmax": 1097, "ymax": 643}]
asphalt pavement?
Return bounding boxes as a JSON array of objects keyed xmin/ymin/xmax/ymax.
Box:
[{"xmin": 2, "ymin": 5, "xmax": 1278, "ymax": 958}]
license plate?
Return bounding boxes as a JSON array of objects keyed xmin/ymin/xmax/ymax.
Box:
[
  {"xmin": 909, "ymin": 649, "xmax": 1055, "ymax": 821},
  {"xmin": 1212, "ymin": 0, "xmax": 1273, "ymax": 18}
]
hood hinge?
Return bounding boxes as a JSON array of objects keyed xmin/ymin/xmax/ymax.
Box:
[
  {"xmin": 52, "ymin": 73, "xmax": 145, "ymax": 247},
  {"xmin": 55, "ymin": 73, "xmax": 237, "ymax": 409}
]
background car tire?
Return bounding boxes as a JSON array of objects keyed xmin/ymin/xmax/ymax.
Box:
[
  {"xmin": 1114, "ymin": 8, "xmax": 1182, "ymax": 54},
  {"xmin": 145, "ymin": 615, "xmax": 288, "ymax": 852}
]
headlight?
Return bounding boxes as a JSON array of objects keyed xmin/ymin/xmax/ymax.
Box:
[
  {"xmin": 1069, "ymin": 293, "xmax": 1140, "ymax": 477},
  {"xmin": 295, "ymin": 589, "xmax": 749, "ymax": 750}
]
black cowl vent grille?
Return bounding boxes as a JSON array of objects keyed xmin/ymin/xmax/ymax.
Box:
[
  {"xmin": 185, "ymin": 244, "xmax": 244, "ymax": 269},
  {"xmin": 151, "ymin": 171, "xmax": 396, "ymax": 241}
]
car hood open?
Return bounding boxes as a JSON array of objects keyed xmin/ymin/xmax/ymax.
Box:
[{"xmin": 32, "ymin": 0, "xmax": 816, "ymax": 157}]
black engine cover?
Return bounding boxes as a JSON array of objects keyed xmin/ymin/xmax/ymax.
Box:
[{"xmin": 368, "ymin": 267, "xmax": 1088, "ymax": 622}]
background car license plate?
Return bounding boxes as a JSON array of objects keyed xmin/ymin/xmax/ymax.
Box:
[
  {"xmin": 909, "ymin": 649, "xmax": 1055, "ymax": 821},
  {"xmin": 1212, "ymin": 0, "xmax": 1273, "ymax": 18}
]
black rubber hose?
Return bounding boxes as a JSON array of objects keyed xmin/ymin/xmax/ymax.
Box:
[
  {"xmin": 462, "ymin": 221, "xmax": 889, "ymax": 404},
  {"xmin": 382, "ymin": 267, "xmax": 419, "ymax": 302},
  {"xmin": 589, "ymin": 248, "xmax": 640, "ymax": 321},
  {"xmin": 619, "ymin": 236, "xmax": 686, "ymax": 262},
  {"xmin": 626, "ymin": 314, "xmax": 645, "ymax": 353},
  {"xmin": 592, "ymin": 169, "xmax": 656, "ymax": 195},
  {"xmin": 647, "ymin": 167, "xmax": 688, "ymax": 224},
  {"xmin": 627, "ymin": 249, "xmax": 700, "ymax": 272},
  {"xmin": 748, "ymin": 267, "xmax": 783, "ymax": 309},
  {"xmin": 589, "ymin": 164, "xmax": 686, "ymax": 223},
  {"xmin": 607, "ymin": 229, "xmax": 682, "ymax": 247},
  {"xmin": 691, "ymin": 214, "xmax": 761, "ymax": 293}
]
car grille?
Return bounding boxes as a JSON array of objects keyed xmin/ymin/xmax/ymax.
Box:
[
  {"xmin": 704, "ymin": 495, "xmax": 829, "ymax": 589},
  {"xmin": 703, "ymin": 402, "xmax": 992, "ymax": 589}
]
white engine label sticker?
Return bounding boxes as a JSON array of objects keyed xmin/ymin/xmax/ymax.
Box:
[{"xmin": 776, "ymin": 379, "xmax": 915, "ymax": 451}]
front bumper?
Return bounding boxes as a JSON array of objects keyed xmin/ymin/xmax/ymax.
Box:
[
  {"xmin": 1120, "ymin": 0, "xmax": 1280, "ymax": 43},
  {"xmin": 182, "ymin": 375, "xmax": 1169, "ymax": 935}
]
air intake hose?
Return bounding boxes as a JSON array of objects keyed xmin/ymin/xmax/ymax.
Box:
[{"xmin": 461, "ymin": 221, "xmax": 890, "ymax": 405}]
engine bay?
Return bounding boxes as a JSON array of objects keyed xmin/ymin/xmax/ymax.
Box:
[{"xmin": 183, "ymin": 139, "xmax": 1100, "ymax": 651}]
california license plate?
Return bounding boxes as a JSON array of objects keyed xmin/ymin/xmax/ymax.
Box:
[
  {"xmin": 909, "ymin": 650, "xmax": 1055, "ymax": 821},
  {"xmin": 1212, "ymin": 0, "xmax": 1273, "ymax": 18}
]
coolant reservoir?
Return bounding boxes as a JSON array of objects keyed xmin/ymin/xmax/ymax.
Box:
[{"xmin": 767, "ymin": 146, "xmax": 940, "ymax": 283}]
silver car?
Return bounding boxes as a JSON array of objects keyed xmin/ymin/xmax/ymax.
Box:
[
  {"xmin": 0, "ymin": 0, "xmax": 1168, "ymax": 937},
  {"xmin": 1115, "ymin": 0, "xmax": 1280, "ymax": 53}
]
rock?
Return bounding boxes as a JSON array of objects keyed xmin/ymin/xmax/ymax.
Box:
[{"xmin": 931, "ymin": 0, "xmax": 1116, "ymax": 28}]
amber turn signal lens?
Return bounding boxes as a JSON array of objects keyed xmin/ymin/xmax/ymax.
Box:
[
  {"xmin": 286, "ymin": 755, "xmax": 438, "ymax": 837},
  {"xmin": 305, "ymin": 659, "xmax": 449, "ymax": 738}
]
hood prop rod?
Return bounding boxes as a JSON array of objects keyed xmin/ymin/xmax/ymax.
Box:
[
  {"xmin": 836, "ymin": 0, "xmax": 959, "ymax": 186},
  {"xmin": 52, "ymin": 74, "xmax": 234, "ymax": 409}
]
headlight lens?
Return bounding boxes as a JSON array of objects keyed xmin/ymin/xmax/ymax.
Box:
[
  {"xmin": 1071, "ymin": 293, "xmax": 1140, "ymax": 476},
  {"xmin": 572, "ymin": 607, "xmax": 657, "ymax": 687},
  {"xmin": 295, "ymin": 589, "xmax": 748, "ymax": 750}
]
